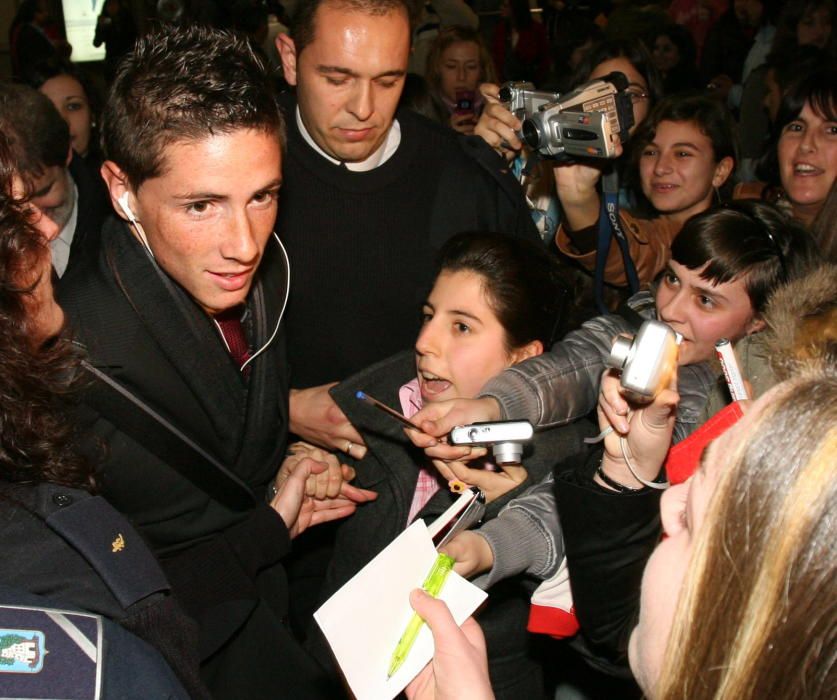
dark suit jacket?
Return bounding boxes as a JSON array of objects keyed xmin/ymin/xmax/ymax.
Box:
[
  {"xmin": 57, "ymin": 218, "xmax": 335, "ymax": 699},
  {"xmin": 64, "ymin": 152, "xmax": 110, "ymax": 277}
]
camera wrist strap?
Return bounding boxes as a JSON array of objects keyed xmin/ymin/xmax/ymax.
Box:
[{"xmin": 594, "ymin": 172, "xmax": 640, "ymax": 315}]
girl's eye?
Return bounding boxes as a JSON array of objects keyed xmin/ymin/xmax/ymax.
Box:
[
  {"xmin": 784, "ymin": 121, "xmax": 804, "ymax": 133},
  {"xmin": 641, "ymin": 148, "xmax": 657, "ymax": 157},
  {"xmin": 697, "ymin": 295, "xmax": 715, "ymax": 309},
  {"xmin": 454, "ymin": 321, "xmax": 471, "ymax": 333},
  {"xmin": 66, "ymin": 101, "xmax": 84, "ymax": 112},
  {"xmin": 664, "ymin": 271, "xmax": 679, "ymax": 286},
  {"xmin": 826, "ymin": 124, "xmax": 837, "ymax": 136},
  {"xmin": 420, "ymin": 310, "xmax": 433, "ymax": 324}
]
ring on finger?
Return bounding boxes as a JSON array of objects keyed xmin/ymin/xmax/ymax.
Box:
[{"xmin": 345, "ymin": 440, "xmax": 353, "ymax": 455}]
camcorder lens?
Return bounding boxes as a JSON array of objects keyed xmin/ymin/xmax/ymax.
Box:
[{"xmin": 522, "ymin": 119, "xmax": 541, "ymax": 149}]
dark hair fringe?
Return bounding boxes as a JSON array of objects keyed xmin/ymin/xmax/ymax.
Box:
[
  {"xmin": 434, "ymin": 232, "xmax": 571, "ymax": 350},
  {"xmin": 670, "ymin": 201, "xmax": 823, "ymax": 313}
]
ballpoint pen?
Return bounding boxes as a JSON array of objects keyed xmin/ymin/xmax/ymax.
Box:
[
  {"xmin": 387, "ymin": 553, "xmax": 455, "ymax": 678},
  {"xmin": 356, "ymin": 390, "xmax": 420, "ymax": 431}
]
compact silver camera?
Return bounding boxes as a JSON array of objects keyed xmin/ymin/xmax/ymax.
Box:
[
  {"xmin": 605, "ymin": 320, "xmax": 681, "ymax": 402},
  {"xmin": 500, "ymin": 72, "xmax": 635, "ymax": 160},
  {"xmin": 449, "ymin": 420, "xmax": 534, "ymax": 465}
]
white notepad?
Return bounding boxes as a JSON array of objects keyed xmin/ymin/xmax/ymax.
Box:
[{"xmin": 314, "ymin": 520, "xmax": 487, "ymax": 700}]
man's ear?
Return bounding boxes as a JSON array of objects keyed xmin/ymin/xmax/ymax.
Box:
[
  {"xmin": 712, "ymin": 156, "xmax": 734, "ymax": 188},
  {"xmin": 100, "ymin": 161, "xmax": 137, "ymax": 223},
  {"xmin": 745, "ymin": 315, "xmax": 766, "ymax": 335},
  {"xmin": 509, "ymin": 339, "xmax": 543, "ymax": 366},
  {"xmin": 276, "ymin": 33, "xmax": 299, "ymax": 86}
]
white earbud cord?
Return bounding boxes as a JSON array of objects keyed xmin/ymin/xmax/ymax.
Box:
[{"xmin": 239, "ymin": 231, "xmax": 289, "ymax": 372}]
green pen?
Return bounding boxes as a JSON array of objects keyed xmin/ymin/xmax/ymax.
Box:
[{"xmin": 387, "ymin": 553, "xmax": 455, "ymax": 679}]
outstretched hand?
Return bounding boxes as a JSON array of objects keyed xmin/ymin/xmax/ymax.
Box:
[
  {"xmin": 405, "ymin": 397, "xmax": 500, "ymax": 461},
  {"xmin": 270, "ymin": 454, "xmax": 376, "ymax": 538},
  {"xmin": 404, "ymin": 590, "xmax": 494, "ymax": 700},
  {"xmin": 289, "ymin": 383, "xmax": 367, "ymax": 458}
]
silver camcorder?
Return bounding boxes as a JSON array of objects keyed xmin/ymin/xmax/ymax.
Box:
[
  {"xmin": 449, "ymin": 420, "xmax": 534, "ymax": 465},
  {"xmin": 605, "ymin": 320, "xmax": 681, "ymax": 402},
  {"xmin": 500, "ymin": 72, "xmax": 635, "ymax": 160}
]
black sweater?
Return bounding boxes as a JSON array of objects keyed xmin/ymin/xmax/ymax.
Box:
[{"xmin": 277, "ymin": 97, "xmax": 541, "ymax": 388}]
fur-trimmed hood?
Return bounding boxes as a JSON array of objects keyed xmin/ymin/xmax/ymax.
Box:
[{"xmin": 762, "ymin": 263, "xmax": 837, "ymax": 381}]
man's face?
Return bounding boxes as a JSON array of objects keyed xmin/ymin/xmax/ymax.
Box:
[
  {"xmin": 127, "ymin": 128, "xmax": 282, "ymax": 316},
  {"xmin": 30, "ymin": 165, "xmax": 74, "ymax": 232},
  {"xmin": 279, "ymin": 3, "xmax": 410, "ymax": 162}
]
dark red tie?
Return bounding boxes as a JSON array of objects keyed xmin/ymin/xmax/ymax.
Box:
[{"xmin": 215, "ymin": 307, "xmax": 251, "ymax": 373}]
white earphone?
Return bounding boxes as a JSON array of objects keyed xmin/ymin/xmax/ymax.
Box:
[
  {"xmin": 117, "ymin": 191, "xmax": 155, "ymax": 258},
  {"xmin": 117, "ymin": 191, "xmax": 137, "ymax": 223}
]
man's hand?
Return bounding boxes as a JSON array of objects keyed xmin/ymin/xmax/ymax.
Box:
[
  {"xmin": 440, "ymin": 531, "xmax": 495, "ymax": 579},
  {"xmin": 431, "ymin": 459, "xmax": 527, "ymax": 503},
  {"xmin": 596, "ymin": 370, "xmax": 679, "ymax": 489},
  {"xmin": 289, "ymin": 383, "xmax": 367, "ymax": 458},
  {"xmin": 276, "ymin": 442, "xmax": 377, "ymax": 501},
  {"xmin": 404, "ymin": 590, "xmax": 494, "ymax": 700},
  {"xmin": 270, "ymin": 455, "xmax": 377, "ymax": 538},
  {"xmin": 406, "ymin": 397, "xmax": 501, "ymax": 461},
  {"xmin": 473, "ymin": 83, "xmax": 522, "ymax": 160}
]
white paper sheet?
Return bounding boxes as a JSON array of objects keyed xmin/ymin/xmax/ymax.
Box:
[{"xmin": 314, "ymin": 520, "xmax": 487, "ymax": 700}]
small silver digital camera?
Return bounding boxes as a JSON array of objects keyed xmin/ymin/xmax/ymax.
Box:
[
  {"xmin": 449, "ymin": 420, "xmax": 534, "ymax": 465},
  {"xmin": 605, "ymin": 320, "xmax": 681, "ymax": 402}
]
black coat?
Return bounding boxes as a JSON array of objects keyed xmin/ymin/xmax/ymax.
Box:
[
  {"xmin": 57, "ymin": 218, "xmax": 335, "ymax": 699},
  {"xmin": 63, "ymin": 152, "xmax": 110, "ymax": 277},
  {"xmin": 0, "ymin": 482, "xmax": 206, "ymax": 698},
  {"xmin": 311, "ymin": 351, "xmax": 594, "ymax": 698}
]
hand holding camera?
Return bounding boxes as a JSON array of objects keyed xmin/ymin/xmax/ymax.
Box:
[
  {"xmin": 473, "ymin": 83, "xmax": 524, "ymax": 159},
  {"xmin": 597, "ymin": 369, "xmax": 679, "ymax": 490},
  {"xmin": 596, "ymin": 320, "xmax": 682, "ymax": 489}
]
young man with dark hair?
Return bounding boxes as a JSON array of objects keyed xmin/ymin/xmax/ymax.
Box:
[
  {"xmin": 0, "ymin": 82, "xmax": 109, "ymax": 276},
  {"xmin": 58, "ymin": 25, "xmax": 368, "ymax": 699},
  {"xmin": 274, "ymin": 0, "xmax": 542, "ymax": 455}
]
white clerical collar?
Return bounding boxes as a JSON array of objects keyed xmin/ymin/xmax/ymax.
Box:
[{"xmin": 295, "ymin": 107, "xmax": 401, "ymax": 172}]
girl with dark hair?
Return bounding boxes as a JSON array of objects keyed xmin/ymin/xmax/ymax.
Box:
[
  {"xmin": 316, "ymin": 232, "xmax": 591, "ymax": 699},
  {"xmin": 20, "ymin": 57, "xmax": 101, "ymax": 164},
  {"xmin": 745, "ymin": 66, "xmax": 837, "ymax": 229},
  {"xmin": 553, "ymin": 94, "xmax": 735, "ymax": 295},
  {"xmin": 475, "ymin": 38, "xmax": 661, "ymax": 261},
  {"xmin": 424, "ymin": 25, "xmax": 497, "ymax": 135}
]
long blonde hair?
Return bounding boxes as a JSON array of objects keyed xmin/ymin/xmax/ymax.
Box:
[{"xmin": 657, "ymin": 366, "xmax": 837, "ymax": 699}]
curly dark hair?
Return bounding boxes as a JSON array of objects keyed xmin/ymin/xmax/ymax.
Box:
[{"xmin": 0, "ymin": 136, "xmax": 93, "ymax": 490}]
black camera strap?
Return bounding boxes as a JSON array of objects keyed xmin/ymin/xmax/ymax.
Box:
[{"xmin": 594, "ymin": 171, "xmax": 640, "ymax": 315}]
